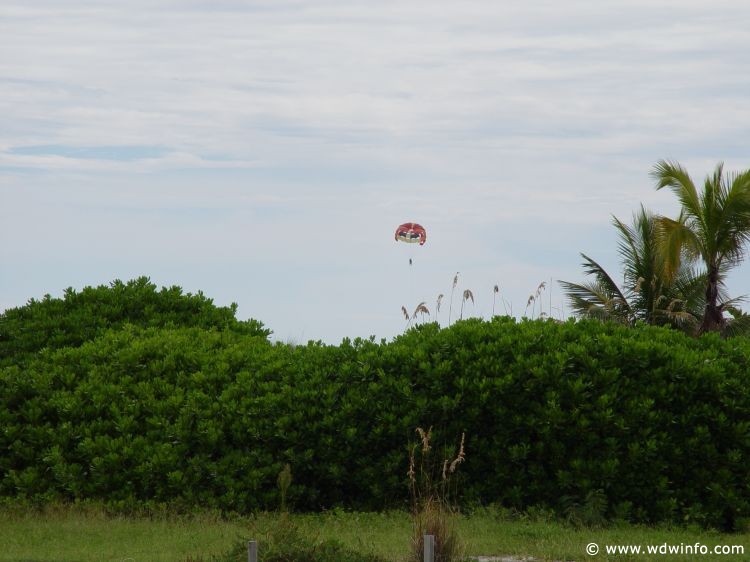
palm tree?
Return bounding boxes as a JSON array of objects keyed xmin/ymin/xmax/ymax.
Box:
[
  {"xmin": 559, "ymin": 252, "xmax": 633, "ymax": 324},
  {"xmin": 560, "ymin": 206, "xmax": 704, "ymax": 331},
  {"xmin": 652, "ymin": 160, "xmax": 750, "ymax": 334}
]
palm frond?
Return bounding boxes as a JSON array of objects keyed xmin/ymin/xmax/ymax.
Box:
[
  {"xmin": 718, "ymin": 294, "xmax": 747, "ymax": 310},
  {"xmin": 612, "ymin": 206, "xmax": 667, "ymax": 320},
  {"xmin": 667, "ymin": 265, "xmax": 706, "ymax": 318},
  {"xmin": 723, "ymin": 306, "xmax": 750, "ymax": 337},
  {"xmin": 578, "ymin": 253, "xmax": 631, "ymax": 312},
  {"xmin": 612, "ymin": 212, "xmax": 643, "ymax": 279},
  {"xmin": 655, "ymin": 215, "xmax": 701, "ymax": 280},
  {"xmin": 651, "ymin": 307, "xmax": 699, "ymax": 333},
  {"xmin": 558, "ymin": 279, "xmax": 631, "ymax": 324},
  {"xmin": 714, "ymin": 169, "xmax": 750, "ymax": 266},
  {"xmin": 651, "ymin": 160, "xmax": 703, "ymax": 221}
]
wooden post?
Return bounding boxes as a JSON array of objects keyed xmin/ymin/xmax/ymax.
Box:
[
  {"xmin": 247, "ymin": 540, "xmax": 257, "ymax": 562},
  {"xmin": 423, "ymin": 534, "xmax": 435, "ymax": 562}
]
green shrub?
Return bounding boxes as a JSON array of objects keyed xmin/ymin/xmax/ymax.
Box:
[
  {"xmin": 0, "ymin": 276, "xmax": 270, "ymax": 366},
  {"xmin": 2, "ymin": 292, "xmax": 750, "ymax": 529}
]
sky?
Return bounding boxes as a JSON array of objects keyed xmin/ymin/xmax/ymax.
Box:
[{"xmin": 2, "ymin": 1, "xmax": 750, "ymax": 344}]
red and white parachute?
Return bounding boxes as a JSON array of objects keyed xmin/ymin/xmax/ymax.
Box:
[{"xmin": 394, "ymin": 222, "xmax": 427, "ymax": 246}]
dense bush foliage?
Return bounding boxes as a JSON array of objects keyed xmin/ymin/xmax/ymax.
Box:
[
  {"xmin": 0, "ymin": 277, "xmax": 270, "ymax": 367},
  {"xmin": 2, "ymin": 283, "xmax": 750, "ymax": 530}
]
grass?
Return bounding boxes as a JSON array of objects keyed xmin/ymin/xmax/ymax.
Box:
[
  {"xmin": 1, "ymin": 504, "xmax": 749, "ymax": 562},
  {"xmin": 0, "ymin": 504, "xmax": 248, "ymax": 562},
  {"xmin": 459, "ymin": 510, "xmax": 750, "ymax": 561}
]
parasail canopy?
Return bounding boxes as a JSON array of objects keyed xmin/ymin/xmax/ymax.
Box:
[{"xmin": 395, "ymin": 222, "xmax": 427, "ymax": 245}]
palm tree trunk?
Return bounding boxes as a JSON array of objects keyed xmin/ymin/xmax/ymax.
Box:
[{"xmin": 699, "ymin": 267, "xmax": 724, "ymax": 334}]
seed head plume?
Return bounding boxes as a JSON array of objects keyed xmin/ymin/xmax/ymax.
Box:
[
  {"xmin": 460, "ymin": 289, "xmax": 474, "ymax": 320},
  {"xmin": 408, "ymin": 444, "xmax": 417, "ymax": 483},
  {"xmin": 448, "ymin": 272, "xmax": 460, "ymax": 325},
  {"xmin": 531, "ymin": 281, "xmax": 547, "ymax": 318},
  {"xmin": 408, "ymin": 427, "xmax": 466, "ymax": 562},
  {"xmin": 525, "ymin": 294, "xmax": 535, "ymax": 318},
  {"xmin": 449, "ymin": 433, "xmax": 466, "ymax": 473},
  {"xmin": 412, "ymin": 302, "xmax": 430, "ymax": 319},
  {"xmin": 416, "ymin": 426, "xmax": 432, "ymax": 453}
]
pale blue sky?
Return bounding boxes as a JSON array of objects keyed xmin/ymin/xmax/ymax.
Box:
[{"xmin": 2, "ymin": 1, "xmax": 749, "ymax": 342}]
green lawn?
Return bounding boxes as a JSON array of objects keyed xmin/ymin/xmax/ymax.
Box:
[{"xmin": 1, "ymin": 505, "xmax": 748, "ymax": 562}]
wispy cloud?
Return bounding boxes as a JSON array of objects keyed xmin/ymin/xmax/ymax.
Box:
[{"xmin": 2, "ymin": 0, "xmax": 750, "ymax": 340}]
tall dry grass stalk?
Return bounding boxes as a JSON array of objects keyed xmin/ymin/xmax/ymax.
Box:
[
  {"xmin": 412, "ymin": 302, "xmax": 430, "ymax": 324},
  {"xmin": 403, "ymin": 302, "xmax": 431, "ymax": 331},
  {"xmin": 525, "ymin": 281, "xmax": 548, "ymax": 319},
  {"xmin": 535, "ymin": 281, "xmax": 547, "ymax": 318},
  {"xmin": 277, "ymin": 464, "xmax": 292, "ymax": 513},
  {"xmin": 408, "ymin": 428, "xmax": 466, "ymax": 562},
  {"xmin": 402, "ymin": 305, "xmax": 412, "ymax": 330},
  {"xmin": 525, "ymin": 294, "xmax": 535, "ymax": 317},
  {"xmin": 459, "ymin": 289, "xmax": 474, "ymax": 320},
  {"xmin": 448, "ymin": 272, "xmax": 459, "ymax": 325}
]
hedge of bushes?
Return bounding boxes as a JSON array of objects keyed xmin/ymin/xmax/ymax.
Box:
[
  {"xmin": 2, "ymin": 282, "xmax": 750, "ymax": 529},
  {"xmin": 0, "ymin": 276, "xmax": 270, "ymax": 368}
]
